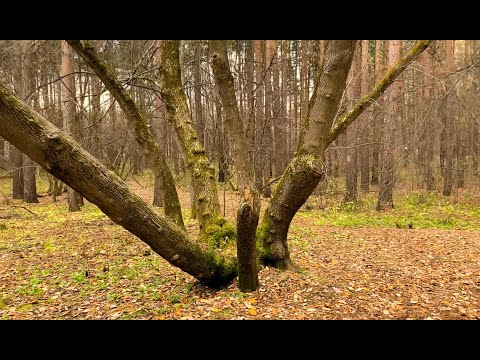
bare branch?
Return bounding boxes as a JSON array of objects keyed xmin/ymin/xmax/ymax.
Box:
[{"xmin": 327, "ymin": 40, "xmax": 432, "ymax": 146}]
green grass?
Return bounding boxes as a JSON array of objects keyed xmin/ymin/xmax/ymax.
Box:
[{"xmin": 299, "ymin": 192, "xmax": 480, "ymax": 230}]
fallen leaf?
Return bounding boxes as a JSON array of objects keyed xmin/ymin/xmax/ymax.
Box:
[{"xmin": 249, "ymin": 308, "xmax": 257, "ymax": 316}]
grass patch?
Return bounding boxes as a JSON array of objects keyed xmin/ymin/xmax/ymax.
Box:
[{"xmin": 300, "ymin": 192, "xmax": 480, "ymax": 230}]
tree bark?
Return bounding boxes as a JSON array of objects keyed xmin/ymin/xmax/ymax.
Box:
[
  {"xmin": 210, "ymin": 40, "xmax": 260, "ymax": 292},
  {"xmin": 344, "ymin": 44, "xmax": 361, "ymax": 202},
  {"xmin": 263, "ymin": 40, "xmax": 274, "ymax": 197},
  {"xmin": 253, "ymin": 40, "xmax": 265, "ymax": 190},
  {"xmin": 441, "ymin": 40, "xmax": 455, "ymax": 196},
  {"xmin": 359, "ymin": 40, "xmax": 371, "ymax": 192},
  {"xmin": 67, "ymin": 40, "xmax": 185, "ymax": 229},
  {"xmin": 11, "ymin": 146, "xmax": 24, "ymax": 199},
  {"xmin": 61, "ymin": 41, "xmax": 82, "ymax": 211},
  {"xmin": 11, "ymin": 42, "xmax": 25, "ymax": 200},
  {"xmin": 21, "ymin": 40, "xmax": 39, "ymax": 204},
  {"xmin": 0, "ymin": 81, "xmax": 237, "ymax": 288},
  {"xmin": 0, "ymin": 153, "xmax": 13, "ymax": 172},
  {"xmin": 156, "ymin": 40, "xmax": 223, "ymax": 233},
  {"xmin": 377, "ymin": 40, "xmax": 401, "ymax": 211},
  {"xmin": 418, "ymin": 46, "xmax": 436, "ymax": 190},
  {"xmin": 193, "ymin": 40, "xmax": 205, "ymax": 148},
  {"xmin": 370, "ymin": 42, "xmax": 382, "ymax": 185}
]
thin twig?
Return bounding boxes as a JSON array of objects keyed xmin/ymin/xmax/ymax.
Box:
[
  {"xmin": 0, "ymin": 205, "xmax": 37, "ymax": 216},
  {"xmin": 259, "ymin": 176, "xmax": 282, "ymax": 190}
]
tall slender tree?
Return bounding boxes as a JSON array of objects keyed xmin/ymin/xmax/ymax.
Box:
[
  {"xmin": 61, "ymin": 41, "xmax": 83, "ymax": 211},
  {"xmin": 377, "ymin": 40, "xmax": 401, "ymax": 210}
]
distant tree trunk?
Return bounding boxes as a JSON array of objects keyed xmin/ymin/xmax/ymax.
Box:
[
  {"xmin": 253, "ymin": 40, "xmax": 265, "ymax": 191},
  {"xmin": 152, "ymin": 40, "xmax": 166, "ymax": 208},
  {"xmin": 281, "ymin": 41, "xmax": 290, "ymax": 159},
  {"xmin": 456, "ymin": 118, "xmax": 466, "ymax": 188},
  {"xmin": 11, "ymin": 42, "xmax": 25, "ymax": 199},
  {"xmin": 152, "ymin": 171, "xmax": 164, "ymax": 207},
  {"xmin": 471, "ymin": 40, "xmax": 480, "ymax": 176},
  {"xmin": 418, "ymin": 44, "xmax": 436, "ymax": 190},
  {"xmin": 359, "ymin": 40, "xmax": 371, "ymax": 192},
  {"xmin": 456, "ymin": 41, "xmax": 466, "ymax": 188},
  {"xmin": 193, "ymin": 40, "xmax": 205, "ymax": 148},
  {"xmin": 272, "ymin": 40, "xmax": 285, "ymax": 177},
  {"xmin": 245, "ymin": 40, "xmax": 255, "ymax": 166},
  {"xmin": 370, "ymin": 40, "xmax": 383, "ymax": 186},
  {"xmin": 11, "ymin": 146, "xmax": 24, "ymax": 199},
  {"xmin": 21, "ymin": 40, "xmax": 39, "ymax": 203},
  {"xmin": 344, "ymin": 43, "xmax": 361, "ymax": 202},
  {"xmin": 300, "ymin": 40, "xmax": 309, "ymax": 124},
  {"xmin": 263, "ymin": 40, "xmax": 274, "ymax": 197},
  {"xmin": 61, "ymin": 41, "xmax": 82, "ymax": 211},
  {"xmin": 441, "ymin": 40, "xmax": 455, "ymax": 196},
  {"xmin": 377, "ymin": 40, "xmax": 400, "ymax": 210}
]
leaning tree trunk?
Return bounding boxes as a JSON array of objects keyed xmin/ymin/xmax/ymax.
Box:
[
  {"xmin": 66, "ymin": 40, "xmax": 185, "ymax": 230},
  {"xmin": 260, "ymin": 40, "xmax": 432, "ymax": 269},
  {"xmin": 0, "ymin": 81, "xmax": 237, "ymax": 288}
]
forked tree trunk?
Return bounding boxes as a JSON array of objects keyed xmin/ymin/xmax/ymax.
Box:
[
  {"xmin": 260, "ymin": 40, "xmax": 431, "ymax": 268},
  {"xmin": 259, "ymin": 41, "xmax": 357, "ymax": 269}
]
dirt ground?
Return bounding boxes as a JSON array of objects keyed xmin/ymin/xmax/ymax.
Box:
[{"xmin": 1, "ymin": 182, "xmax": 479, "ymax": 320}]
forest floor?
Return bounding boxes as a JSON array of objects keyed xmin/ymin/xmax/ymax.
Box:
[{"xmin": 1, "ymin": 174, "xmax": 480, "ymax": 320}]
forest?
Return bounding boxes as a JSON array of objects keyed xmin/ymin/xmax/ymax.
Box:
[{"xmin": 0, "ymin": 40, "xmax": 479, "ymax": 320}]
